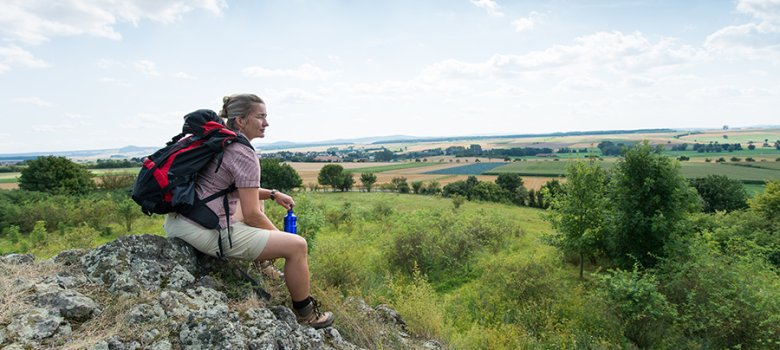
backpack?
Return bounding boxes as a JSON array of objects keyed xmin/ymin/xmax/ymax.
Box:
[{"xmin": 131, "ymin": 109, "xmax": 254, "ymax": 256}]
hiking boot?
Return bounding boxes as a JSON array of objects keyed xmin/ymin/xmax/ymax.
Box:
[
  {"xmin": 294, "ymin": 297, "xmax": 334, "ymax": 329},
  {"xmin": 253, "ymin": 260, "xmax": 284, "ymax": 280}
]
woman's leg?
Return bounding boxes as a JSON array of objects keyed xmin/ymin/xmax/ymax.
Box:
[{"xmin": 255, "ymin": 231, "xmax": 310, "ymax": 301}]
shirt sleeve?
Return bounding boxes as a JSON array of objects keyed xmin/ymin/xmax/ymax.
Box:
[{"xmin": 225, "ymin": 143, "xmax": 260, "ymax": 188}]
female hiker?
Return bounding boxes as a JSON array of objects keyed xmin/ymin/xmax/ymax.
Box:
[{"xmin": 163, "ymin": 93, "xmax": 334, "ymax": 329}]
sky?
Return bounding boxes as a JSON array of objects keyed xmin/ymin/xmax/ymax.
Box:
[{"xmin": 1, "ymin": 0, "xmax": 779, "ymax": 154}]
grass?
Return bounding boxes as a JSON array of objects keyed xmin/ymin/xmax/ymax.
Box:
[{"xmin": 343, "ymin": 162, "xmax": 440, "ymax": 174}]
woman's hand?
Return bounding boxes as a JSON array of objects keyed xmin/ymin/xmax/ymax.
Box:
[{"xmin": 274, "ymin": 191, "xmax": 295, "ymax": 210}]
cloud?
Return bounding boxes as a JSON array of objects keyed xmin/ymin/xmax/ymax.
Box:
[
  {"xmin": 623, "ymin": 75, "xmax": 656, "ymax": 88},
  {"xmin": 512, "ymin": 11, "xmax": 545, "ymax": 32},
  {"xmin": 173, "ymin": 72, "xmax": 196, "ymax": 80},
  {"xmin": 12, "ymin": 96, "xmax": 54, "ymax": 107},
  {"xmin": 736, "ymin": 0, "xmax": 780, "ymax": 23},
  {"xmin": 470, "ymin": 0, "xmax": 504, "ymax": 16},
  {"xmin": 267, "ymin": 88, "xmax": 327, "ymax": 105},
  {"xmin": 97, "ymin": 77, "xmax": 131, "ymax": 87},
  {"xmin": 120, "ymin": 111, "xmax": 184, "ymax": 130},
  {"xmin": 704, "ymin": 0, "xmax": 780, "ymax": 59},
  {"xmin": 135, "ymin": 60, "xmax": 159, "ymax": 77},
  {"xmin": 0, "ymin": 45, "xmax": 49, "ymax": 73},
  {"xmin": 242, "ymin": 63, "xmax": 336, "ymax": 80},
  {"xmin": 556, "ymin": 76, "xmax": 607, "ymax": 91},
  {"xmin": 0, "ymin": 0, "xmax": 227, "ymax": 45},
  {"xmin": 419, "ymin": 31, "xmax": 706, "ymax": 81}
]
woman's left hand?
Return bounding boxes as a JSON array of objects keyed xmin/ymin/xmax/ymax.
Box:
[{"xmin": 274, "ymin": 191, "xmax": 295, "ymax": 210}]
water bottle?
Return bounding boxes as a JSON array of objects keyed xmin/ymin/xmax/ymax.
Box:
[{"xmin": 284, "ymin": 209, "xmax": 297, "ymax": 234}]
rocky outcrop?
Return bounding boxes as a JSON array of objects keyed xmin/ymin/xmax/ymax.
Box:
[{"xmin": 0, "ymin": 234, "xmax": 432, "ymax": 349}]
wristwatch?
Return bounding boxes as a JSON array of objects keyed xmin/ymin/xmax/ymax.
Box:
[{"xmin": 269, "ymin": 189, "xmax": 277, "ymax": 200}]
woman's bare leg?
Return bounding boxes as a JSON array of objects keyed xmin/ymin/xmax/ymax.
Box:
[{"xmin": 256, "ymin": 231, "xmax": 309, "ymax": 301}]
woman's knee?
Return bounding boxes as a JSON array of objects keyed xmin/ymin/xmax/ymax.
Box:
[{"xmin": 290, "ymin": 235, "xmax": 308, "ymax": 258}]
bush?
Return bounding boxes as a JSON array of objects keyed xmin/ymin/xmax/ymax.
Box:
[
  {"xmin": 19, "ymin": 156, "xmax": 95, "ymax": 195},
  {"xmin": 658, "ymin": 235, "xmax": 780, "ymax": 348},
  {"xmin": 387, "ymin": 269, "xmax": 445, "ymax": 339},
  {"xmin": 597, "ymin": 267, "xmax": 678, "ymax": 348},
  {"xmin": 97, "ymin": 173, "xmax": 136, "ymax": 190}
]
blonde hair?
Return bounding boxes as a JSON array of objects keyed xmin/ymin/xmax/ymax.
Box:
[{"xmin": 219, "ymin": 93, "xmax": 264, "ymax": 131}]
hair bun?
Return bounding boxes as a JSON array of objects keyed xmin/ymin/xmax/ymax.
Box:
[{"xmin": 223, "ymin": 96, "xmax": 231, "ymax": 104}]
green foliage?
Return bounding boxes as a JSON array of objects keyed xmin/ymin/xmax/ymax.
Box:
[
  {"xmin": 317, "ymin": 164, "xmax": 345, "ymax": 191},
  {"xmin": 391, "ymin": 177, "xmax": 410, "ymax": 193},
  {"xmin": 495, "ymin": 173, "xmax": 523, "ymax": 193},
  {"xmin": 689, "ymin": 174, "xmax": 748, "ymax": 212},
  {"xmin": 451, "ymin": 194, "xmax": 465, "ymax": 210},
  {"xmin": 386, "ymin": 268, "xmax": 445, "ymax": 339},
  {"xmin": 597, "ymin": 267, "xmax": 678, "ymax": 348},
  {"xmin": 606, "ymin": 142, "xmax": 700, "ymax": 268},
  {"xmin": 339, "ymin": 172, "xmax": 355, "ymax": 192},
  {"xmin": 411, "ymin": 181, "xmax": 423, "ymax": 194},
  {"xmin": 658, "ymin": 235, "xmax": 780, "ymax": 348},
  {"xmin": 19, "ymin": 156, "xmax": 95, "ymax": 195},
  {"xmin": 116, "ymin": 197, "xmax": 142, "ymax": 233},
  {"xmin": 546, "ymin": 161, "xmax": 609, "ymax": 277},
  {"xmin": 30, "ymin": 220, "xmax": 48, "ymax": 247},
  {"xmin": 259, "ymin": 158, "xmax": 302, "ymax": 192},
  {"xmin": 97, "ymin": 173, "xmax": 136, "ymax": 190},
  {"xmin": 359, "ymin": 172, "xmax": 376, "ymax": 192},
  {"xmin": 749, "ymin": 180, "xmax": 780, "ymax": 222}
]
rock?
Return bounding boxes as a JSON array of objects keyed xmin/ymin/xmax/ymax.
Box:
[
  {"xmin": 422, "ymin": 340, "xmax": 444, "ymax": 349},
  {"xmin": 127, "ymin": 303, "xmax": 166, "ymax": 325},
  {"xmin": 90, "ymin": 340, "xmax": 109, "ymax": 350},
  {"xmin": 3, "ymin": 344, "xmax": 25, "ymax": 350},
  {"xmin": 0, "ymin": 253, "xmax": 34, "ymax": 265},
  {"xmin": 107, "ymin": 336, "xmax": 141, "ymax": 350},
  {"xmin": 322, "ymin": 328, "xmax": 363, "ymax": 350},
  {"xmin": 5, "ymin": 307, "xmax": 66, "ymax": 342},
  {"xmin": 0, "ymin": 328, "xmax": 5, "ymax": 345},
  {"xmin": 149, "ymin": 339, "xmax": 172, "ymax": 350},
  {"xmin": 34, "ymin": 283, "xmax": 101, "ymax": 321},
  {"xmin": 80, "ymin": 235, "xmax": 199, "ymax": 295},
  {"xmin": 375, "ymin": 304, "xmax": 406, "ymax": 328},
  {"xmin": 52, "ymin": 249, "xmax": 86, "ymax": 266}
]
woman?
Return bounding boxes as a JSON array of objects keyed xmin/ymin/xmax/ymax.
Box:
[{"xmin": 163, "ymin": 93, "xmax": 334, "ymax": 329}]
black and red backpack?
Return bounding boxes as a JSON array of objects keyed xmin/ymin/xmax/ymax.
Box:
[{"xmin": 131, "ymin": 109, "xmax": 253, "ymax": 254}]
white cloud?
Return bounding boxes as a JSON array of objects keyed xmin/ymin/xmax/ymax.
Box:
[
  {"xmin": 173, "ymin": 71, "xmax": 196, "ymax": 80},
  {"xmin": 120, "ymin": 111, "xmax": 184, "ymax": 130},
  {"xmin": 97, "ymin": 77, "xmax": 131, "ymax": 87},
  {"xmin": 419, "ymin": 31, "xmax": 706, "ymax": 81},
  {"xmin": 242, "ymin": 63, "xmax": 336, "ymax": 80},
  {"xmin": 736, "ymin": 0, "xmax": 780, "ymax": 23},
  {"xmin": 623, "ymin": 75, "xmax": 656, "ymax": 88},
  {"xmin": 0, "ymin": 45, "xmax": 49, "ymax": 72},
  {"xmin": 135, "ymin": 60, "xmax": 159, "ymax": 77},
  {"xmin": 556, "ymin": 76, "xmax": 607, "ymax": 91},
  {"xmin": 12, "ymin": 96, "xmax": 54, "ymax": 107},
  {"xmin": 704, "ymin": 0, "xmax": 780, "ymax": 59},
  {"xmin": 267, "ymin": 88, "xmax": 326, "ymax": 105},
  {"xmin": 512, "ymin": 11, "xmax": 544, "ymax": 32},
  {"xmin": 470, "ymin": 0, "xmax": 504, "ymax": 17},
  {"xmin": 0, "ymin": 0, "xmax": 227, "ymax": 45}
]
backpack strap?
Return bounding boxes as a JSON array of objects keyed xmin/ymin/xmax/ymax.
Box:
[{"xmin": 199, "ymin": 183, "xmax": 238, "ymax": 258}]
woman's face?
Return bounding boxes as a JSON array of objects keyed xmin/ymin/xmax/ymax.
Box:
[{"xmin": 239, "ymin": 102, "xmax": 268, "ymax": 140}]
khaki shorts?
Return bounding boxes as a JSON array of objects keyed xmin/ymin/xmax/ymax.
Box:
[{"xmin": 164, "ymin": 214, "xmax": 270, "ymax": 261}]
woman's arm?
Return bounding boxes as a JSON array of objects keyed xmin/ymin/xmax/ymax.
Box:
[
  {"xmin": 258, "ymin": 188, "xmax": 295, "ymax": 210},
  {"xmin": 238, "ymin": 187, "xmax": 279, "ymax": 230},
  {"xmin": 234, "ymin": 197, "xmax": 278, "ymax": 230}
]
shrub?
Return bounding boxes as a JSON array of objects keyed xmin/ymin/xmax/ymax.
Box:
[
  {"xmin": 597, "ymin": 267, "xmax": 678, "ymax": 348},
  {"xmin": 387, "ymin": 268, "xmax": 445, "ymax": 339},
  {"xmin": 19, "ymin": 156, "xmax": 95, "ymax": 195},
  {"xmin": 97, "ymin": 173, "xmax": 136, "ymax": 190}
]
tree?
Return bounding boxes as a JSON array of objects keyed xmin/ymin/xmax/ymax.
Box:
[
  {"xmin": 411, "ymin": 181, "xmax": 423, "ymax": 194},
  {"xmin": 749, "ymin": 180, "xmax": 780, "ymax": 222},
  {"xmin": 545, "ymin": 161, "xmax": 609, "ymax": 278},
  {"xmin": 538, "ymin": 179, "xmax": 563, "ymax": 209},
  {"xmin": 689, "ymin": 175, "xmax": 748, "ymax": 213},
  {"xmin": 339, "ymin": 173, "xmax": 355, "ymax": 192},
  {"xmin": 495, "ymin": 173, "xmax": 523, "ymax": 193},
  {"xmin": 260, "ymin": 158, "xmax": 302, "ymax": 192},
  {"xmin": 318, "ymin": 164, "xmax": 345, "ymax": 191},
  {"xmin": 606, "ymin": 142, "xmax": 700, "ymax": 269},
  {"xmin": 360, "ymin": 172, "xmax": 377, "ymax": 192},
  {"xmin": 391, "ymin": 177, "xmax": 410, "ymax": 193},
  {"xmin": 19, "ymin": 156, "xmax": 95, "ymax": 195}
]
